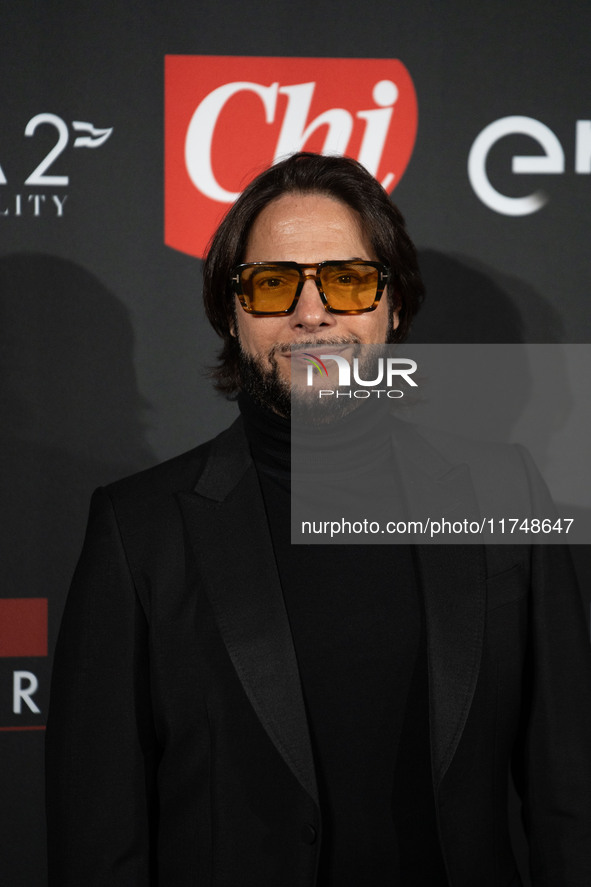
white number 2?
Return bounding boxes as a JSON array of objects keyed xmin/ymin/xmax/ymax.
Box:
[{"xmin": 24, "ymin": 113, "xmax": 69, "ymax": 186}]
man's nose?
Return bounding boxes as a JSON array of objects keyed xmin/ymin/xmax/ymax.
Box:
[{"xmin": 289, "ymin": 276, "xmax": 336, "ymax": 331}]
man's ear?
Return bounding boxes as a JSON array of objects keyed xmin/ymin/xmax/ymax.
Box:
[{"xmin": 390, "ymin": 289, "xmax": 400, "ymax": 331}]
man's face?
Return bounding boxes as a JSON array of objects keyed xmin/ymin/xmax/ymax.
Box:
[{"xmin": 232, "ymin": 192, "xmax": 398, "ymax": 414}]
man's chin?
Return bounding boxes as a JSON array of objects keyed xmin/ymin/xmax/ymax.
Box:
[{"xmin": 237, "ymin": 349, "xmax": 361, "ymax": 424}]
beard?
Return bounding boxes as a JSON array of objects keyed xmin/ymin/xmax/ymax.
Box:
[
  {"xmin": 237, "ymin": 347, "xmax": 292, "ymax": 417},
  {"xmin": 237, "ymin": 322, "xmax": 398, "ymax": 422}
]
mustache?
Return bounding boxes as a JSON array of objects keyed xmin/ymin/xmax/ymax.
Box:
[{"xmin": 269, "ymin": 336, "xmax": 361, "ymax": 359}]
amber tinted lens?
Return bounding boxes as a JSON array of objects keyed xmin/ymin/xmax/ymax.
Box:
[
  {"xmin": 240, "ymin": 264, "xmax": 300, "ymax": 313},
  {"xmin": 320, "ymin": 262, "xmax": 379, "ymax": 310}
]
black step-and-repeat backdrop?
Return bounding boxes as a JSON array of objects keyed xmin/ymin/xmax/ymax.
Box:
[{"xmin": 2, "ymin": 3, "xmax": 589, "ymax": 884}]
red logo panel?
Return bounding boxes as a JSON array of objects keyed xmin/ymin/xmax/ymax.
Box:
[
  {"xmin": 165, "ymin": 56, "xmax": 418, "ymax": 259},
  {"xmin": 0, "ymin": 599, "xmax": 47, "ymax": 657}
]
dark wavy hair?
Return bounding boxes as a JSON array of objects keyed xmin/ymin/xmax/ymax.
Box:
[{"xmin": 202, "ymin": 152, "xmax": 424, "ymax": 395}]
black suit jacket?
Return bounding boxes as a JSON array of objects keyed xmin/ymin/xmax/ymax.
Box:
[{"xmin": 46, "ymin": 418, "xmax": 591, "ymax": 886}]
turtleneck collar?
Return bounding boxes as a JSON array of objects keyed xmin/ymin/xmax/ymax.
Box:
[
  {"xmin": 238, "ymin": 391, "xmax": 290, "ymax": 477},
  {"xmin": 238, "ymin": 389, "xmax": 395, "ymax": 482}
]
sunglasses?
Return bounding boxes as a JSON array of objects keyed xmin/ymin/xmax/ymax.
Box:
[{"xmin": 231, "ymin": 260, "xmax": 390, "ymax": 316}]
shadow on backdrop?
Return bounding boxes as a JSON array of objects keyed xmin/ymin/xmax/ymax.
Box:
[
  {"xmin": 410, "ymin": 249, "xmax": 564, "ymax": 344},
  {"xmin": 409, "ymin": 249, "xmax": 589, "ymax": 548},
  {"xmin": 0, "ymin": 253, "xmax": 155, "ymax": 887}
]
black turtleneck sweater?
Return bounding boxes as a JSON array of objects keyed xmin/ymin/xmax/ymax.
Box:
[{"xmin": 239, "ymin": 394, "xmax": 448, "ymax": 886}]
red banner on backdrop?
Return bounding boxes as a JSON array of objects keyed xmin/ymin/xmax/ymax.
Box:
[
  {"xmin": 0, "ymin": 599, "xmax": 47, "ymax": 658},
  {"xmin": 165, "ymin": 56, "xmax": 418, "ymax": 259}
]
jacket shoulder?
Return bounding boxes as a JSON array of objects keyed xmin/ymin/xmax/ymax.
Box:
[
  {"xmin": 103, "ymin": 417, "xmax": 244, "ymax": 509},
  {"xmin": 86, "ymin": 418, "xmax": 246, "ymax": 611}
]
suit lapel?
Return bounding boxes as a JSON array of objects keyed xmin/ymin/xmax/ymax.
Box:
[
  {"xmin": 391, "ymin": 422, "xmax": 487, "ymax": 791},
  {"xmin": 178, "ymin": 419, "xmax": 318, "ymax": 805},
  {"xmin": 414, "ymin": 544, "xmax": 487, "ymax": 793},
  {"xmin": 394, "ymin": 422, "xmax": 486, "ymax": 791},
  {"xmin": 390, "ymin": 419, "xmax": 481, "ymax": 524}
]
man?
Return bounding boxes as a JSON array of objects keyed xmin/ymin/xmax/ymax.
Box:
[{"xmin": 46, "ymin": 152, "xmax": 591, "ymax": 886}]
